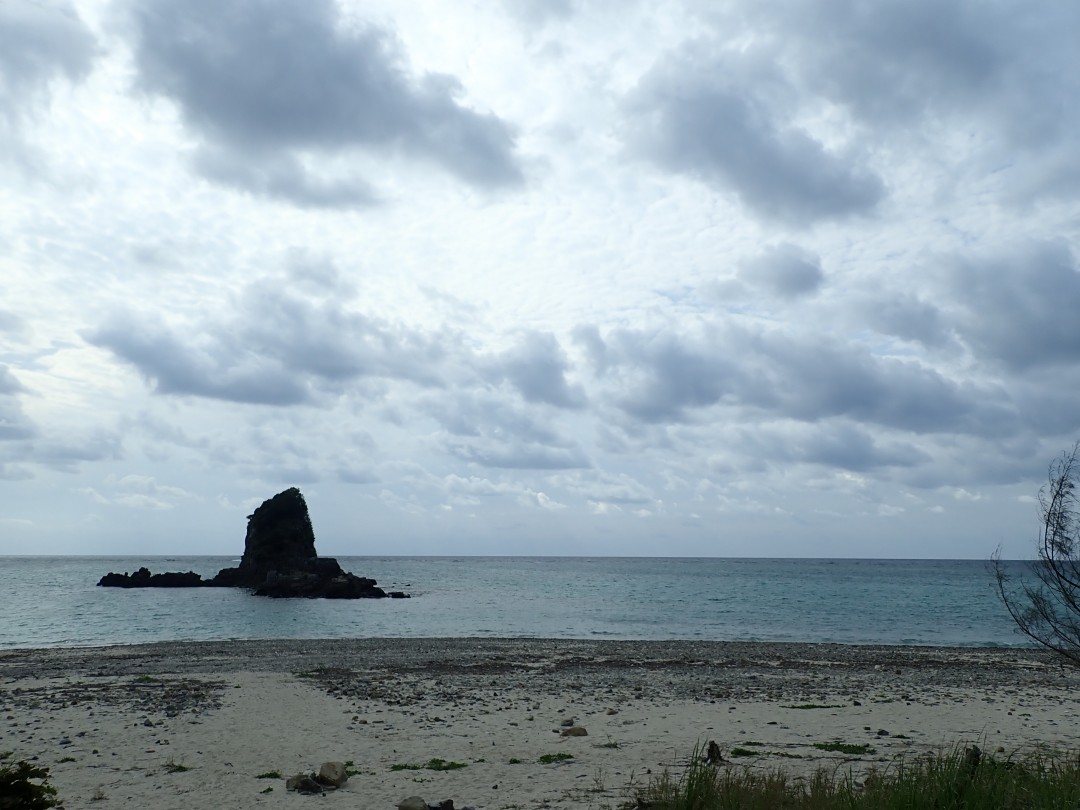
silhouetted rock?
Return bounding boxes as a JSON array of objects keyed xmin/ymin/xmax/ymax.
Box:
[
  {"xmin": 98, "ymin": 488, "xmax": 403, "ymax": 599},
  {"xmin": 97, "ymin": 567, "xmax": 205, "ymax": 588},
  {"xmin": 215, "ymin": 488, "xmax": 317, "ymax": 588}
]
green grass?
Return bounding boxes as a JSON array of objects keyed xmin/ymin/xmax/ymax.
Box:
[
  {"xmin": 633, "ymin": 744, "xmax": 1080, "ymax": 809},
  {"xmin": 389, "ymin": 759, "xmax": 467, "ymax": 772},
  {"xmin": 255, "ymin": 770, "xmax": 282, "ymax": 779},
  {"xmin": 0, "ymin": 752, "xmax": 60, "ymax": 809},
  {"xmin": 538, "ymin": 752, "xmax": 575, "ymax": 764},
  {"xmin": 730, "ymin": 748, "xmax": 760, "ymax": 758}
]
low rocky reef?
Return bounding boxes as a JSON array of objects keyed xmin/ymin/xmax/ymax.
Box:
[{"xmin": 97, "ymin": 488, "xmax": 408, "ymax": 600}]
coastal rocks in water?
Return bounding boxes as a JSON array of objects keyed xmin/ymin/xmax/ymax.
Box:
[
  {"xmin": 212, "ymin": 489, "xmax": 389, "ymax": 599},
  {"xmin": 212, "ymin": 488, "xmax": 319, "ymax": 589},
  {"xmin": 98, "ymin": 488, "xmax": 405, "ymax": 599},
  {"xmin": 96, "ymin": 568, "xmax": 204, "ymax": 588}
]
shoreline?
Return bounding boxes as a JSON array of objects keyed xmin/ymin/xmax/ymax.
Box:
[{"xmin": 3, "ymin": 639, "xmax": 1078, "ymax": 809}]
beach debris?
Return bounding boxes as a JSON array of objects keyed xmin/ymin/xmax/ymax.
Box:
[
  {"xmin": 606, "ymin": 708, "xmax": 618, "ymax": 715},
  {"xmin": 705, "ymin": 740, "xmax": 724, "ymax": 764},
  {"xmin": 284, "ymin": 761, "xmax": 349, "ymax": 794},
  {"xmin": 317, "ymin": 761, "xmax": 348, "ymax": 788},
  {"xmin": 560, "ymin": 717, "xmax": 576, "ymax": 727},
  {"xmin": 561, "ymin": 726, "xmax": 588, "ymax": 737},
  {"xmin": 285, "ymin": 773, "xmax": 324, "ymax": 794}
]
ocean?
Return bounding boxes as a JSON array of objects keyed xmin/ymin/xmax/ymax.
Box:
[{"xmin": 0, "ymin": 556, "xmax": 1032, "ymax": 650}]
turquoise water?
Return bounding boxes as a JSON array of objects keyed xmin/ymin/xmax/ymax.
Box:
[{"xmin": 0, "ymin": 556, "xmax": 1028, "ymax": 649}]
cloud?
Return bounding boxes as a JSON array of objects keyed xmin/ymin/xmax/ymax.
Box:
[
  {"xmin": 623, "ymin": 49, "xmax": 884, "ymax": 225},
  {"xmin": 0, "ymin": 0, "xmax": 96, "ymax": 145},
  {"xmin": 128, "ymin": 0, "xmax": 523, "ymax": 204},
  {"xmin": 0, "ymin": 365, "xmax": 35, "ymax": 441},
  {"xmin": 85, "ymin": 268, "xmax": 453, "ymax": 405},
  {"xmin": 424, "ymin": 391, "xmax": 591, "ymax": 471},
  {"xmin": 485, "ymin": 331, "xmax": 586, "ymax": 408},
  {"xmin": 735, "ymin": 421, "xmax": 930, "ymax": 473},
  {"xmin": 733, "ymin": 0, "xmax": 1080, "ymax": 202},
  {"xmin": 586, "ymin": 320, "xmax": 1014, "ymax": 436},
  {"xmin": 858, "ymin": 293, "xmax": 954, "ymax": 350},
  {"xmin": 739, "ymin": 243, "xmax": 824, "ymax": 299},
  {"xmin": 79, "ymin": 474, "xmax": 194, "ymax": 510},
  {"xmin": 191, "ymin": 147, "xmax": 378, "ymax": 209},
  {"xmin": 503, "ymin": 0, "xmax": 576, "ymax": 28},
  {"xmin": 447, "ymin": 440, "xmax": 590, "ymax": 470},
  {"xmin": 942, "ymin": 241, "xmax": 1080, "ymax": 371}
]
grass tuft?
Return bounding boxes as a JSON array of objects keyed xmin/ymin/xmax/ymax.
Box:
[
  {"xmin": 0, "ymin": 752, "xmax": 61, "ymax": 809},
  {"xmin": 390, "ymin": 758, "xmax": 467, "ymax": 772},
  {"xmin": 538, "ymin": 752, "xmax": 575, "ymax": 764},
  {"xmin": 632, "ymin": 744, "xmax": 1080, "ymax": 809},
  {"xmin": 164, "ymin": 759, "xmax": 191, "ymax": 773}
]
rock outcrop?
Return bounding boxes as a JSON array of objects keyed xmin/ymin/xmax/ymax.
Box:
[
  {"xmin": 96, "ymin": 568, "xmax": 204, "ymax": 588},
  {"xmin": 97, "ymin": 488, "xmax": 404, "ymax": 599}
]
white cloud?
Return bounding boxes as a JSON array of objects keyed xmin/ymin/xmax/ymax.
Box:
[{"xmin": 0, "ymin": 0, "xmax": 1075, "ymax": 557}]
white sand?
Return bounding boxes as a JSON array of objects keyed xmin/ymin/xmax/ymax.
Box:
[{"xmin": 2, "ymin": 639, "xmax": 1078, "ymax": 809}]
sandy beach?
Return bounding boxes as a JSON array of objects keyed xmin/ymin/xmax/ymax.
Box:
[{"xmin": 2, "ymin": 639, "xmax": 1078, "ymax": 809}]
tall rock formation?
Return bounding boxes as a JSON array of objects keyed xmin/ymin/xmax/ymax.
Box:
[
  {"xmin": 98, "ymin": 488, "xmax": 407, "ymax": 599},
  {"xmin": 213, "ymin": 488, "xmax": 321, "ymax": 588}
]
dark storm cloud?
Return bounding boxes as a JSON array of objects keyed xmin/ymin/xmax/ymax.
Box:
[
  {"xmin": 0, "ymin": 0, "xmax": 95, "ymax": 137},
  {"xmin": 943, "ymin": 242, "xmax": 1080, "ymax": 372},
  {"xmin": 86, "ymin": 273, "xmax": 452, "ymax": 405},
  {"xmin": 128, "ymin": 0, "xmax": 523, "ymax": 204},
  {"xmin": 739, "ymin": 244, "xmax": 824, "ymax": 299},
  {"xmin": 486, "ymin": 332, "xmax": 586, "ymax": 408},
  {"xmin": 588, "ymin": 322, "xmax": 1015, "ymax": 436},
  {"xmin": 623, "ymin": 52, "xmax": 884, "ymax": 226}
]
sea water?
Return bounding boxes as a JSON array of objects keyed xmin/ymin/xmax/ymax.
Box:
[{"xmin": 0, "ymin": 556, "xmax": 1029, "ymax": 649}]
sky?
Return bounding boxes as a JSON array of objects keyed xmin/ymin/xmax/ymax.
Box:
[{"xmin": 2, "ymin": 0, "xmax": 1079, "ymax": 559}]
